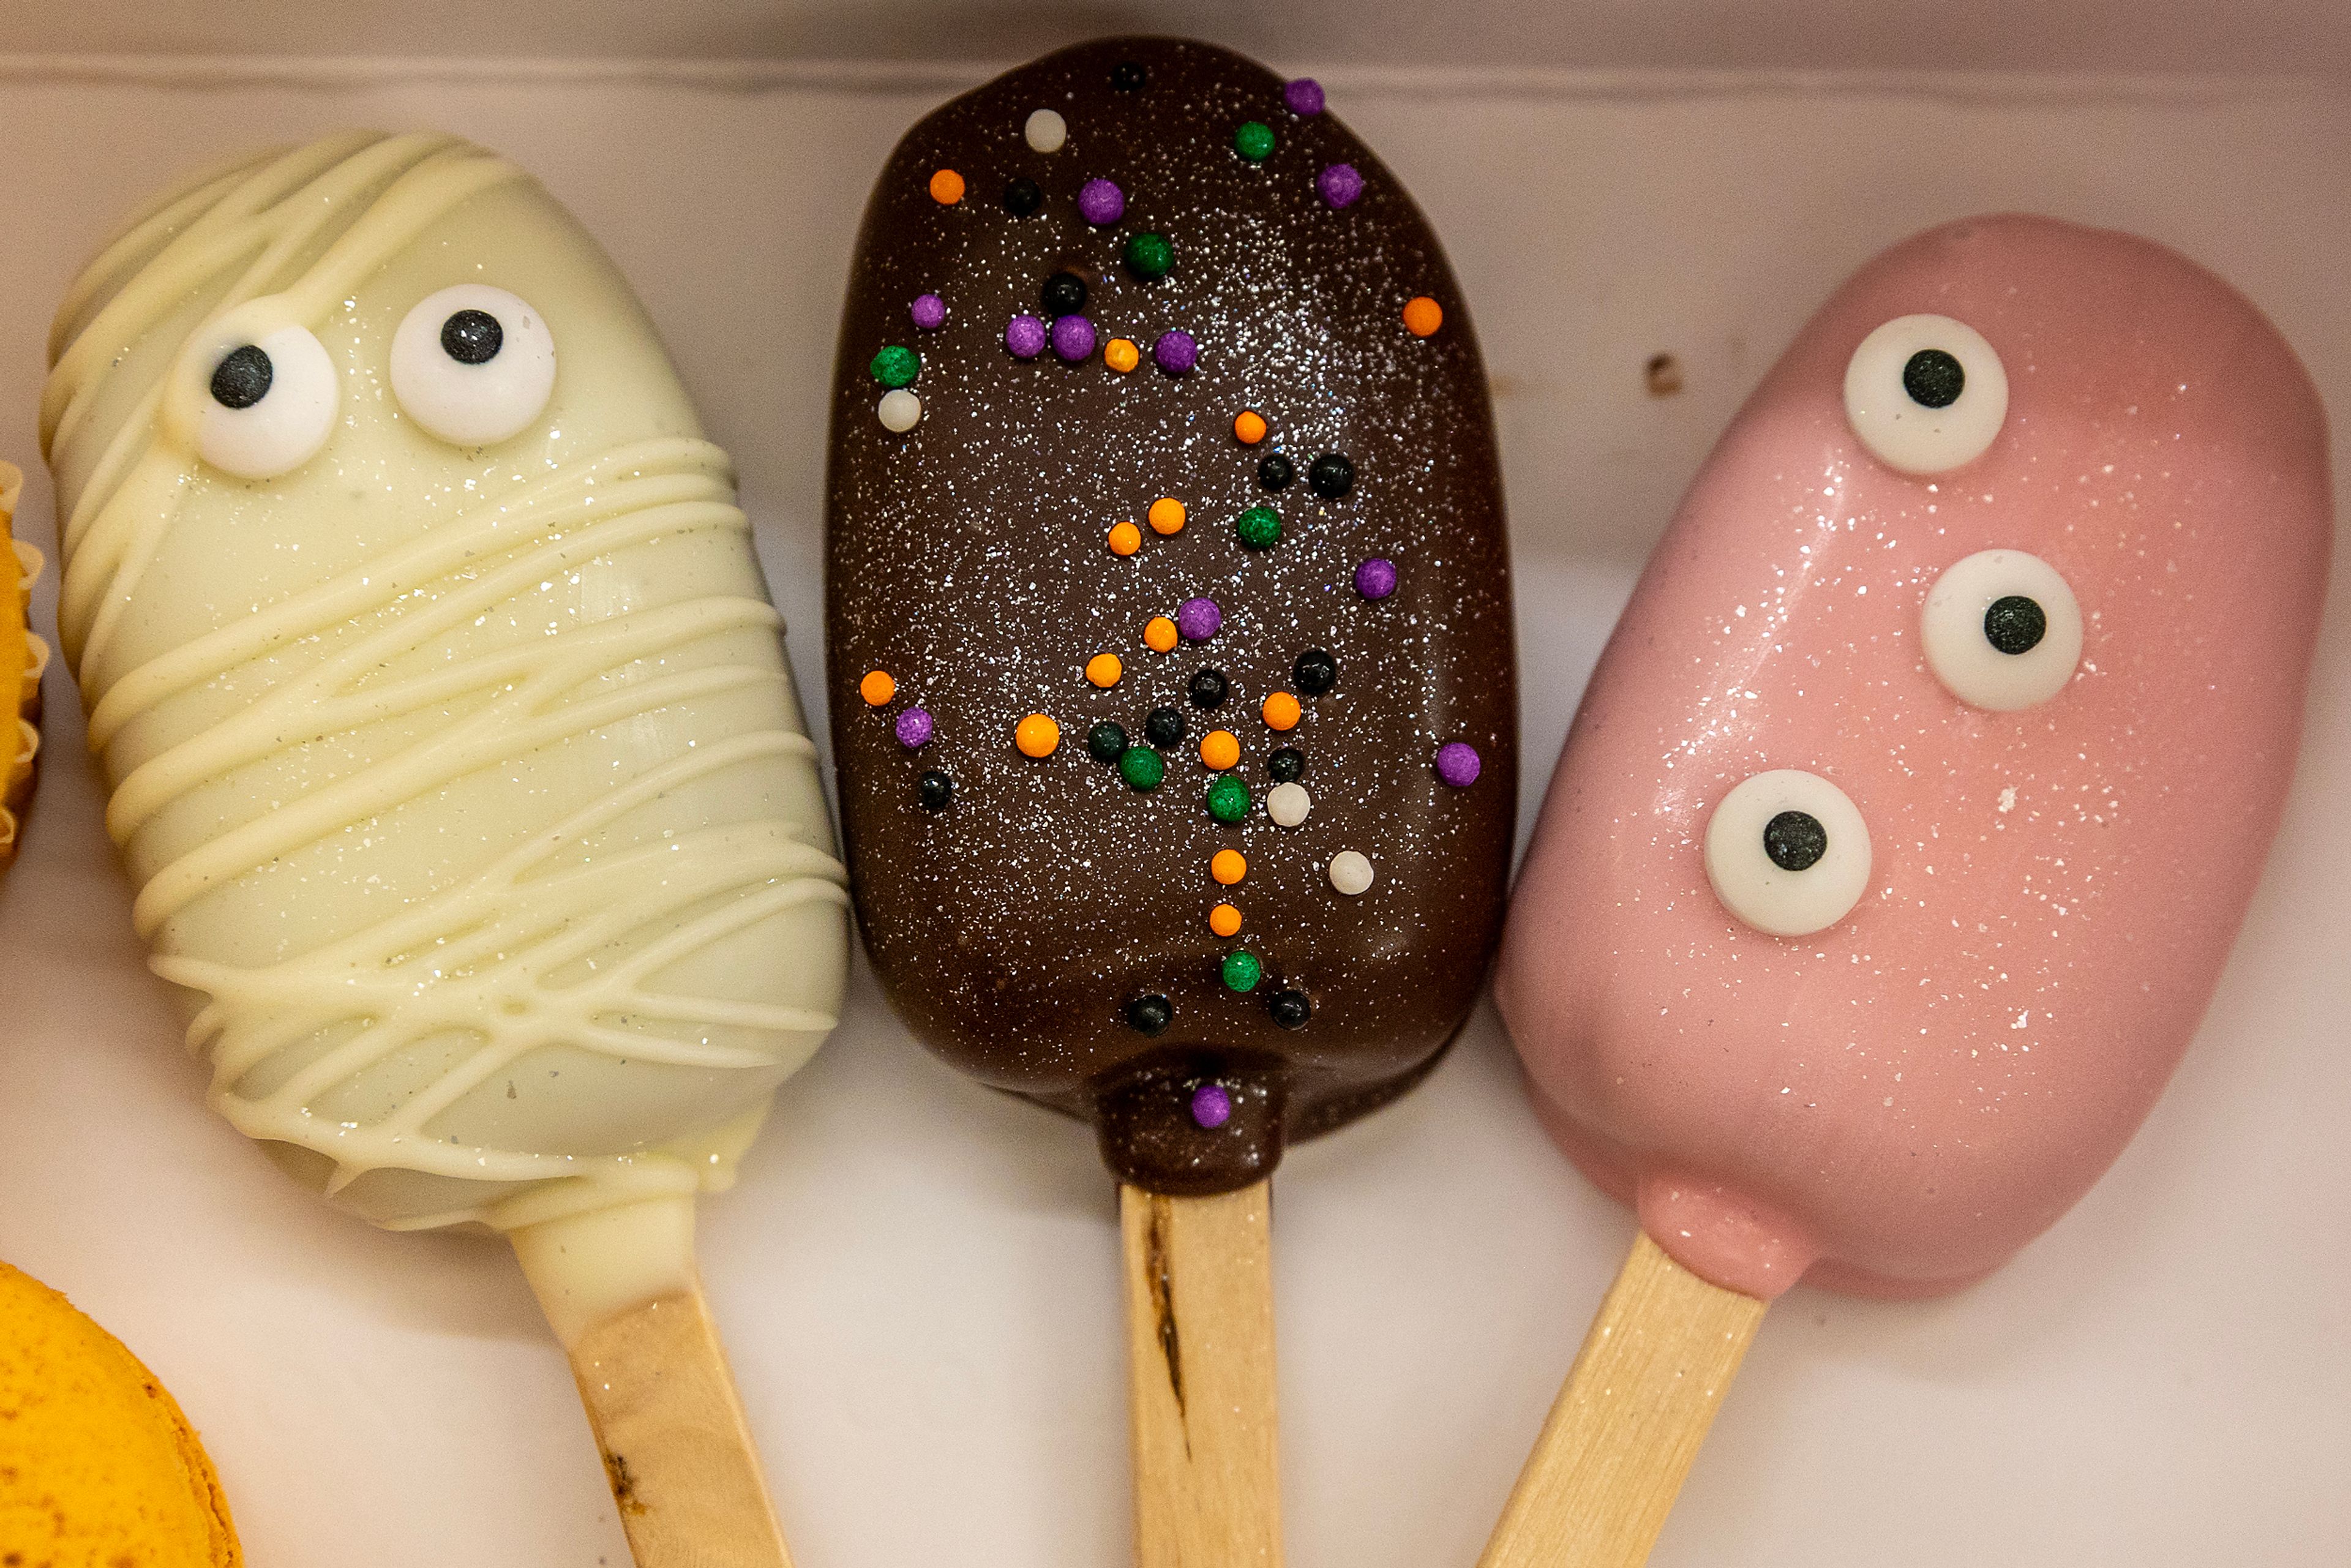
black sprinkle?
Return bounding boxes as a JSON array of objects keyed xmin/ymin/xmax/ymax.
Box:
[
  {"xmin": 1982, "ymin": 595, "xmax": 2047, "ymax": 656},
  {"xmin": 1144, "ymin": 707, "xmax": 1187, "ymax": 748},
  {"xmin": 1308, "ymin": 452, "xmax": 1354, "ymax": 499},
  {"xmin": 1763, "ymin": 810, "xmax": 1828, "ymax": 872},
  {"xmin": 1256, "ymin": 452, "xmax": 1294, "ymax": 492},
  {"xmin": 917, "ymin": 771, "xmax": 954, "ymax": 812},
  {"xmin": 1187, "ymin": 669, "xmax": 1229, "ymax": 710},
  {"xmin": 1292, "ymin": 648, "xmax": 1337, "ymax": 696},
  {"xmin": 1268, "ymin": 989, "xmax": 1312, "ymax": 1029},
  {"xmin": 1267, "ymin": 748, "xmax": 1305, "ymax": 783},
  {"xmin": 1087, "ymin": 721, "xmax": 1129, "ymax": 763},
  {"xmin": 1111, "ymin": 60, "xmax": 1148, "ymax": 91},
  {"xmin": 1042, "ymin": 270, "xmax": 1088, "ymax": 315},
  {"xmin": 1902, "ymin": 348, "xmax": 1965, "ymax": 410},
  {"xmin": 1002, "ymin": 177, "xmax": 1043, "ymax": 217},
  {"xmin": 441, "ymin": 309, "xmax": 503, "ymax": 365},
  {"xmin": 1125, "ymin": 994, "xmax": 1173, "ymax": 1033},
  {"xmin": 209, "ymin": 344, "xmax": 272, "ymax": 410}
]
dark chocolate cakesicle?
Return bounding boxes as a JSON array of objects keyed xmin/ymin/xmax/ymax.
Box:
[{"xmin": 826, "ymin": 37, "xmax": 1516, "ymax": 1198}]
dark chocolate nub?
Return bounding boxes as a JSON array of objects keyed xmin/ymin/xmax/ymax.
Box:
[
  {"xmin": 441, "ymin": 308, "xmax": 503, "ymax": 365},
  {"xmin": 1144, "ymin": 707, "xmax": 1187, "ymax": 748},
  {"xmin": 826, "ymin": 37, "xmax": 1516, "ymax": 1195},
  {"xmin": 1293, "ymin": 648, "xmax": 1337, "ymax": 696},
  {"xmin": 1003, "ymin": 176, "xmax": 1043, "ymax": 217},
  {"xmin": 1984, "ymin": 595, "xmax": 2047, "ymax": 655},
  {"xmin": 209, "ymin": 344, "xmax": 272, "ymax": 409},
  {"xmin": 1124, "ymin": 994, "xmax": 1174, "ymax": 1035},
  {"xmin": 1307, "ymin": 452, "xmax": 1354, "ymax": 498},
  {"xmin": 1042, "ymin": 270, "xmax": 1088, "ymax": 315},
  {"xmin": 1902, "ymin": 347, "xmax": 1965, "ymax": 409},
  {"xmin": 1087, "ymin": 721, "xmax": 1129, "ymax": 762},
  {"xmin": 1763, "ymin": 810, "xmax": 1828, "ymax": 872}
]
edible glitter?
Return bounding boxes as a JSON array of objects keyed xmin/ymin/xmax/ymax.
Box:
[
  {"xmin": 1078, "ymin": 178, "xmax": 1127, "ymax": 225},
  {"xmin": 1318, "ymin": 163, "xmax": 1364, "ymax": 208},
  {"xmin": 1436, "ymin": 741, "xmax": 1482, "ymax": 787}
]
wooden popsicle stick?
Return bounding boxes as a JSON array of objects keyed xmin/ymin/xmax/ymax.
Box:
[
  {"xmin": 1120, "ymin": 1180, "xmax": 1283, "ymax": 1568},
  {"xmin": 1476, "ymin": 1231, "xmax": 1768, "ymax": 1568},
  {"xmin": 562, "ymin": 1283, "xmax": 795, "ymax": 1568}
]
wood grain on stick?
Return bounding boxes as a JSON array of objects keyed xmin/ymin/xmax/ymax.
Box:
[
  {"xmin": 564, "ymin": 1285, "xmax": 794, "ymax": 1568},
  {"xmin": 1121, "ymin": 1180, "xmax": 1283, "ymax": 1568},
  {"xmin": 1476, "ymin": 1231, "xmax": 1768, "ymax": 1568}
]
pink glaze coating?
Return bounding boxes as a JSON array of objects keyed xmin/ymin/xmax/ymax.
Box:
[{"xmin": 1498, "ymin": 216, "xmax": 2331, "ymax": 1300}]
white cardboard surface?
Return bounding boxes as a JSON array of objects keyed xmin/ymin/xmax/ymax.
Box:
[{"xmin": 0, "ymin": 56, "xmax": 2345, "ymax": 1567}]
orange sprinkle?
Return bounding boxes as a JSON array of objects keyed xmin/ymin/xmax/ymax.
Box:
[
  {"xmin": 1104, "ymin": 337, "xmax": 1141, "ymax": 373},
  {"xmin": 1086, "ymin": 653, "xmax": 1123, "ymax": 688},
  {"xmin": 1212, "ymin": 849, "xmax": 1248, "ymax": 886},
  {"xmin": 1261, "ymin": 691, "xmax": 1302, "ymax": 731},
  {"xmin": 1209, "ymin": 902, "xmax": 1243, "ymax": 937},
  {"xmin": 859, "ymin": 669, "xmax": 896, "ymax": 707},
  {"xmin": 1147, "ymin": 497, "xmax": 1187, "ymax": 536},
  {"xmin": 1144, "ymin": 617, "xmax": 1179, "ymax": 653},
  {"xmin": 929, "ymin": 168, "xmax": 966, "ymax": 204},
  {"xmin": 1014, "ymin": 713, "xmax": 1060, "ymax": 757},
  {"xmin": 1107, "ymin": 520, "xmax": 1142, "ymax": 556},
  {"xmin": 1233, "ymin": 409, "xmax": 1268, "ymax": 445},
  {"xmin": 1199, "ymin": 729, "xmax": 1241, "ymax": 770},
  {"xmin": 1402, "ymin": 295, "xmax": 1444, "ymax": 337}
]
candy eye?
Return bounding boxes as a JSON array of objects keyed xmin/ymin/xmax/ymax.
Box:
[
  {"xmin": 1704, "ymin": 769, "xmax": 1872, "ymax": 938},
  {"xmin": 1842, "ymin": 314, "xmax": 2008, "ymax": 475},
  {"xmin": 196, "ymin": 326, "xmax": 339, "ymax": 479},
  {"xmin": 391, "ymin": 285, "xmax": 557, "ymax": 447},
  {"xmin": 1921, "ymin": 549, "xmax": 2083, "ymax": 711}
]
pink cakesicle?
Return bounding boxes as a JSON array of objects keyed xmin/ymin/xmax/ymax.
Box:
[{"xmin": 1479, "ymin": 215, "xmax": 2331, "ymax": 1568}]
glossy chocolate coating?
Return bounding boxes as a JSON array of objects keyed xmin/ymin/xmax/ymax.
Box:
[{"xmin": 826, "ymin": 37, "xmax": 1515, "ymax": 1195}]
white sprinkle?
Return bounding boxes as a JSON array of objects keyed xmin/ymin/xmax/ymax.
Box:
[
  {"xmin": 1267, "ymin": 782, "xmax": 1311, "ymax": 827},
  {"xmin": 877, "ymin": 389, "xmax": 922, "ymax": 432},
  {"xmin": 1328, "ymin": 850, "xmax": 1374, "ymax": 896},
  {"xmin": 1025, "ymin": 108, "xmax": 1068, "ymax": 152}
]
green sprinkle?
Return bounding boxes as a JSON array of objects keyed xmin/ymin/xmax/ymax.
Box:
[
  {"xmin": 1125, "ymin": 232, "xmax": 1174, "ymax": 282},
  {"xmin": 1234, "ymin": 121, "xmax": 1277, "ymax": 163},
  {"xmin": 1235, "ymin": 506, "xmax": 1282, "ymax": 550},
  {"xmin": 869, "ymin": 345, "xmax": 920, "ymax": 388},
  {"xmin": 1205, "ymin": 775, "xmax": 1250, "ymax": 823},
  {"xmin": 1221, "ymin": 950, "xmax": 1263, "ymax": 992},
  {"xmin": 1119, "ymin": 746, "xmax": 1166, "ymax": 792}
]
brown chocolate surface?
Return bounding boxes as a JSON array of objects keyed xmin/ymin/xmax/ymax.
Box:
[{"xmin": 825, "ymin": 37, "xmax": 1516, "ymax": 1195}]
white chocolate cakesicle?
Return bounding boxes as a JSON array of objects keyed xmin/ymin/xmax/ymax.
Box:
[{"xmin": 40, "ymin": 132, "xmax": 850, "ymax": 1246}]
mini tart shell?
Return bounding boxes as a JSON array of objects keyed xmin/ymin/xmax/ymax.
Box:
[
  {"xmin": 1, "ymin": 460, "xmax": 42, "ymax": 866},
  {"xmin": 0, "ymin": 1261, "xmax": 243, "ymax": 1564}
]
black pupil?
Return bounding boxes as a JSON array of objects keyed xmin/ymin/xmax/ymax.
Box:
[
  {"xmin": 209, "ymin": 344, "xmax": 273, "ymax": 410},
  {"xmin": 1983, "ymin": 595, "xmax": 2047, "ymax": 656},
  {"xmin": 1294, "ymin": 649, "xmax": 1337, "ymax": 695},
  {"xmin": 1763, "ymin": 810, "xmax": 1829, "ymax": 872},
  {"xmin": 1042, "ymin": 271, "xmax": 1087, "ymax": 315},
  {"xmin": 1902, "ymin": 348, "xmax": 1965, "ymax": 409},
  {"xmin": 917, "ymin": 771, "xmax": 953, "ymax": 811},
  {"xmin": 441, "ymin": 309, "xmax": 504, "ymax": 365}
]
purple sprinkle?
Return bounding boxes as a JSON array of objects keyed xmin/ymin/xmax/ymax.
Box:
[
  {"xmin": 1005, "ymin": 313, "xmax": 1047, "ymax": 359},
  {"xmin": 1191, "ymin": 1084, "xmax": 1233, "ymax": 1130},
  {"xmin": 910, "ymin": 293, "xmax": 947, "ymax": 331},
  {"xmin": 1077, "ymin": 178, "xmax": 1126, "ymax": 225},
  {"xmin": 1153, "ymin": 329, "xmax": 1199, "ymax": 375},
  {"xmin": 1284, "ymin": 78, "xmax": 1325, "ymax": 116},
  {"xmin": 1318, "ymin": 163, "xmax": 1365, "ymax": 209},
  {"xmin": 1176, "ymin": 597, "xmax": 1221, "ymax": 642},
  {"xmin": 1355, "ymin": 557, "xmax": 1398, "ymax": 599},
  {"xmin": 1436, "ymin": 741, "xmax": 1483, "ymax": 788},
  {"xmin": 1051, "ymin": 314, "xmax": 1097, "ymax": 362},
  {"xmin": 894, "ymin": 707, "xmax": 934, "ymax": 749}
]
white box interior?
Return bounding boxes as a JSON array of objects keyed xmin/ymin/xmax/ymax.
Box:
[{"xmin": 0, "ymin": 12, "xmax": 2345, "ymax": 1567}]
